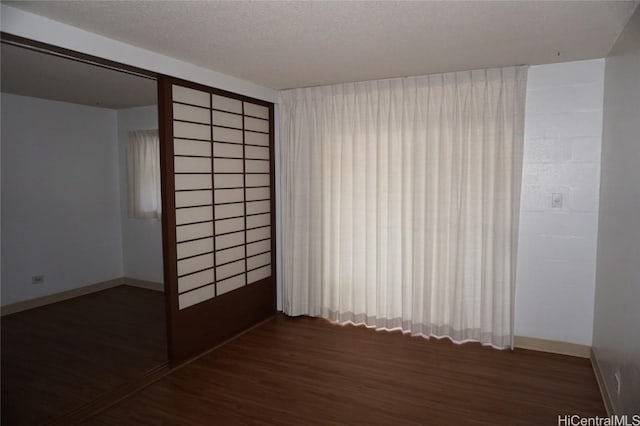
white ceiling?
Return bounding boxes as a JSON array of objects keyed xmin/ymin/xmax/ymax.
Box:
[
  {"xmin": 5, "ymin": 1, "xmax": 639, "ymax": 90},
  {"xmin": 1, "ymin": 43, "xmax": 157, "ymax": 109}
]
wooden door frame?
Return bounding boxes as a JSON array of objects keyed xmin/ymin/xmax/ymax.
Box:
[{"xmin": 159, "ymin": 76, "xmax": 277, "ymax": 366}]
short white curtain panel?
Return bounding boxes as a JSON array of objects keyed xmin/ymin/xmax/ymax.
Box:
[
  {"xmin": 280, "ymin": 66, "xmax": 528, "ymax": 349},
  {"xmin": 127, "ymin": 130, "xmax": 161, "ymax": 219}
]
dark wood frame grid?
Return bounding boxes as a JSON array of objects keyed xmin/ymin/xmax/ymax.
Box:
[
  {"xmin": 242, "ymin": 102, "xmax": 248, "ymax": 287},
  {"xmin": 2, "ymin": 32, "xmax": 277, "ymax": 368},
  {"xmin": 210, "ymin": 96, "xmax": 218, "ymax": 298},
  {"xmin": 168, "ymin": 94, "xmax": 273, "ymax": 293},
  {"xmin": 160, "ymin": 76, "xmax": 276, "ymax": 365}
]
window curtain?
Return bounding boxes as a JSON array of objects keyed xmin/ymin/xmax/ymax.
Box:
[
  {"xmin": 279, "ymin": 66, "xmax": 528, "ymax": 349},
  {"xmin": 127, "ymin": 130, "xmax": 161, "ymax": 219}
]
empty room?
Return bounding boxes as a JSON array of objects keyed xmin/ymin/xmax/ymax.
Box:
[{"xmin": 0, "ymin": 1, "xmax": 638, "ymax": 425}]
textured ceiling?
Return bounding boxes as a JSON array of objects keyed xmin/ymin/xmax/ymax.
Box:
[
  {"xmin": 5, "ymin": 1, "xmax": 639, "ymax": 90},
  {"xmin": 1, "ymin": 43, "xmax": 157, "ymax": 109}
]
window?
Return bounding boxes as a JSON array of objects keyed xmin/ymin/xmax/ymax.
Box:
[{"xmin": 127, "ymin": 130, "xmax": 161, "ymax": 219}]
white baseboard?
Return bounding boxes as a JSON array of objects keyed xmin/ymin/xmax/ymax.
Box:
[
  {"xmin": 1, "ymin": 277, "xmax": 125, "ymax": 316},
  {"xmin": 514, "ymin": 336, "xmax": 591, "ymax": 358},
  {"xmin": 123, "ymin": 278, "xmax": 165, "ymax": 292},
  {"xmin": 590, "ymin": 348, "xmax": 614, "ymax": 415},
  {"xmin": 1, "ymin": 277, "xmax": 165, "ymax": 316}
]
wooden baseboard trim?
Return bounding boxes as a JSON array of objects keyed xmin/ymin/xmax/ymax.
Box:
[
  {"xmin": 514, "ymin": 336, "xmax": 591, "ymax": 358},
  {"xmin": 1, "ymin": 278, "xmax": 125, "ymax": 316},
  {"xmin": 45, "ymin": 362, "xmax": 171, "ymax": 426},
  {"xmin": 590, "ymin": 348, "xmax": 614, "ymax": 415},
  {"xmin": 123, "ymin": 278, "xmax": 164, "ymax": 292},
  {"xmin": 1, "ymin": 277, "xmax": 164, "ymax": 316}
]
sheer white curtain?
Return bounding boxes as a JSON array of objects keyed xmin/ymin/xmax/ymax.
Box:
[
  {"xmin": 280, "ymin": 67, "xmax": 527, "ymax": 349},
  {"xmin": 127, "ymin": 130, "xmax": 161, "ymax": 219}
]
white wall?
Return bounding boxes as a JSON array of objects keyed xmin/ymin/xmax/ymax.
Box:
[
  {"xmin": 117, "ymin": 106, "xmax": 163, "ymax": 283},
  {"xmin": 515, "ymin": 59, "xmax": 605, "ymax": 346},
  {"xmin": 592, "ymin": 7, "xmax": 640, "ymax": 414},
  {"xmin": 1, "ymin": 93, "xmax": 123, "ymax": 306}
]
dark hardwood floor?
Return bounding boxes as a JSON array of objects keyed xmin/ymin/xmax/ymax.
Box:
[
  {"xmin": 1, "ymin": 285, "xmax": 167, "ymax": 425},
  {"xmin": 84, "ymin": 315, "xmax": 605, "ymax": 425}
]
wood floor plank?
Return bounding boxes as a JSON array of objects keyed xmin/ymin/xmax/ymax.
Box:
[
  {"xmin": 1, "ymin": 285, "xmax": 167, "ymax": 425},
  {"xmin": 83, "ymin": 315, "xmax": 605, "ymax": 425}
]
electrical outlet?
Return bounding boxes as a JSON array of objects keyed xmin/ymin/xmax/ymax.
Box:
[
  {"xmin": 31, "ymin": 275, "xmax": 44, "ymax": 285},
  {"xmin": 614, "ymin": 369, "xmax": 621, "ymax": 395}
]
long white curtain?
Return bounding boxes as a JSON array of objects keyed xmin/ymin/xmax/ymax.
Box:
[
  {"xmin": 280, "ymin": 67, "xmax": 527, "ymax": 349},
  {"xmin": 127, "ymin": 130, "xmax": 161, "ymax": 219}
]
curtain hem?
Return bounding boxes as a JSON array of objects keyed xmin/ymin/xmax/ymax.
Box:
[{"xmin": 313, "ymin": 309, "xmax": 513, "ymax": 350}]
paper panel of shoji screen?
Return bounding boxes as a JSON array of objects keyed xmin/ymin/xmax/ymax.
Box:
[
  {"xmin": 213, "ymin": 141, "xmax": 246, "ymax": 287},
  {"xmin": 243, "ymin": 101, "xmax": 271, "ymax": 285},
  {"xmin": 172, "ymin": 87, "xmax": 273, "ymax": 310},
  {"xmin": 212, "ymin": 93, "xmax": 247, "ymax": 292},
  {"xmin": 173, "ymin": 85, "xmax": 216, "ymax": 310}
]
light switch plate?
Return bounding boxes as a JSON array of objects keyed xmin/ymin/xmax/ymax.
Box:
[{"xmin": 552, "ymin": 193, "xmax": 563, "ymax": 208}]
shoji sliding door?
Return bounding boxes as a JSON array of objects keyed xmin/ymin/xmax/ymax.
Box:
[{"xmin": 158, "ymin": 77, "xmax": 276, "ymax": 364}]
